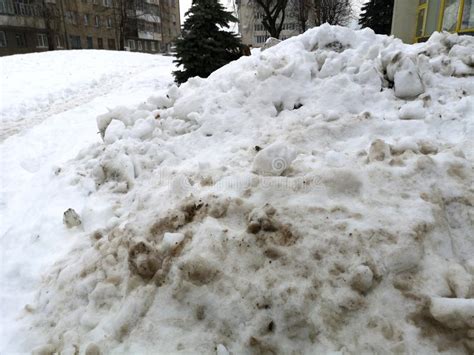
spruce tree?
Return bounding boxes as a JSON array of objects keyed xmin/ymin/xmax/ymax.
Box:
[
  {"xmin": 173, "ymin": 0, "xmax": 242, "ymax": 84},
  {"xmin": 359, "ymin": 0, "xmax": 394, "ymax": 35}
]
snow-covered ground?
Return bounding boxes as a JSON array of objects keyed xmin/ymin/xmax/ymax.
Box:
[
  {"xmin": 0, "ymin": 50, "xmax": 174, "ymax": 139},
  {"xmin": 1, "ymin": 26, "xmax": 474, "ymax": 354},
  {"xmin": 0, "ymin": 50, "xmax": 175, "ymax": 352}
]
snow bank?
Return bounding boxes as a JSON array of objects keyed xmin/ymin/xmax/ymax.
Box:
[{"xmin": 18, "ymin": 25, "xmax": 474, "ymax": 354}]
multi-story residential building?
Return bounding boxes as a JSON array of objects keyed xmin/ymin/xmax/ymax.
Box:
[
  {"xmin": 391, "ymin": 0, "xmax": 473, "ymax": 43},
  {"xmin": 237, "ymin": 0, "xmax": 300, "ymax": 47},
  {"xmin": 0, "ymin": 0, "xmax": 180, "ymax": 56}
]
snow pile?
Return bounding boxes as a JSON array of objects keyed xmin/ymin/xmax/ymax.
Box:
[{"xmin": 18, "ymin": 25, "xmax": 474, "ymax": 354}]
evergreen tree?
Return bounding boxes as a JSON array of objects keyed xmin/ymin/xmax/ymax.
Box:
[
  {"xmin": 173, "ymin": 0, "xmax": 242, "ymax": 84},
  {"xmin": 359, "ymin": 0, "xmax": 394, "ymax": 35}
]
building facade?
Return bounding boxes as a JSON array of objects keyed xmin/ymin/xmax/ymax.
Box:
[
  {"xmin": 0, "ymin": 0, "xmax": 49, "ymax": 55},
  {"xmin": 158, "ymin": 0, "xmax": 179, "ymax": 52},
  {"xmin": 237, "ymin": 0, "xmax": 300, "ymax": 47},
  {"xmin": 0, "ymin": 0, "xmax": 180, "ymax": 56},
  {"xmin": 391, "ymin": 0, "xmax": 474, "ymax": 43}
]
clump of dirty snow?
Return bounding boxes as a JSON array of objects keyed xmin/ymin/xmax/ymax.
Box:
[{"xmin": 17, "ymin": 25, "xmax": 474, "ymax": 354}]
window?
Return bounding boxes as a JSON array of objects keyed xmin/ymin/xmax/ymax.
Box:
[
  {"xmin": 137, "ymin": 40, "xmax": 142, "ymax": 50},
  {"xmin": 15, "ymin": 33, "xmax": 26, "ymax": 47},
  {"xmin": 107, "ymin": 38, "xmax": 115, "ymax": 49},
  {"xmin": 55, "ymin": 35, "xmax": 63, "ymax": 48},
  {"xmin": 0, "ymin": 31, "xmax": 6, "ymax": 47},
  {"xmin": 102, "ymin": 0, "xmax": 111, "ymax": 6},
  {"xmin": 128, "ymin": 39, "xmax": 135, "ymax": 50},
  {"xmin": 440, "ymin": 0, "xmax": 474, "ymax": 32},
  {"xmin": 87, "ymin": 36, "xmax": 93, "ymax": 49},
  {"xmin": 254, "ymin": 23, "xmax": 264, "ymax": 31},
  {"xmin": 95, "ymin": 15, "xmax": 100, "ymax": 27},
  {"xmin": 65, "ymin": 11, "xmax": 78, "ymax": 25},
  {"xmin": 98, "ymin": 37, "xmax": 103, "ymax": 49},
  {"xmin": 70, "ymin": 35, "xmax": 81, "ymax": 49},
  {"xmin": 415, "ymin": 0, "xmax": 428, "ymax": 38},
  {"xmin": 36, "ymin": 33, "xmax": 48, "ymax": 48},
  {"xmin": 0, "ymin": 0, "xmax": 15, "ymax": 14},
  {"xmin": 150, "ymin": 41, "xmax": 156, "ymax": 51},
  {"xmin": 83, "ymin": 14, "xmax": 89, "ymax": 26},
  {"xmin": 106, "ymin": 17, "xmax": 112, "ymax": 28},
  {"xmin": 461, "ymin": 0, "xmax": 474, "ymax": 29},
  {"xmin": 416, "ymin": 9, "xmax": 426, "ymax": 37},
  {"xmin": 441, "ymin": 0, "xmax": 461, "ymax": 31},
  {"xmin": 255, "ymin": 35, "xmax": 268, "ymax": 44}
]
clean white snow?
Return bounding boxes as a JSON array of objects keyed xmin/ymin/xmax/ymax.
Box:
[
  {"xmin": 1, "ymin": 26, "xmax": 474, "ymax": 354},
  {"xmin": 0, "ymin": 50, "xmax": 174, "ymax": 139},
  {"xmin": 0, "ymin": 50, "xmax": 175, "ymax": 352}
]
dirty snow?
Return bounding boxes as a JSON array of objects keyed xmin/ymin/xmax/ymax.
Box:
[
  {"xmin": 0, "ymin": 50, "xmax": 175, "ymax": 352},
  {"xmin": 2, "ymin": 25, "xmax": 474, "ymax": 354}
]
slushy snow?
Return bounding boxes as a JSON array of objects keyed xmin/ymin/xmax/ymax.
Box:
[{"xmin": 2, "ymin": 25, "xmax": 474, "ymax": 354}]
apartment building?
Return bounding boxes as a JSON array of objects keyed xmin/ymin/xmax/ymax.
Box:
[
  {"xmin": 237, "ymin": 0, "xmax": 300, "ymax": 47},
  {"xmin": 391, "ymin": 0, "xmax": 473, "ymax": 43},
  {"xmin": 0, "ymin": 0, "xmax": 180, "ymax": 56}
]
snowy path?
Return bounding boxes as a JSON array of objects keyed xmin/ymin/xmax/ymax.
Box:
[
  {"xmin": 0, "ymin": 71, "xmax": 137, "ymax": 141},
  {"xmin": 0, "ymin": 51, "xmax": 174, "ymax": 351}
]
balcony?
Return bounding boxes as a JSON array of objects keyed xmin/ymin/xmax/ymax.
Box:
[{"xmin": 0, "ymin": 0, "xmax": 43, "ymax": 17}]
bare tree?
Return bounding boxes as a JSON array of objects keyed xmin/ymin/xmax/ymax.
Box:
[
  {"xmin": 41, "ymin": 0, "xmax": 64, "ymax": 50},
  {"xmin": 112, "ymin": 0, "xmax": 129, "ymax": 50},
  {"xmin": 313, "ymin": 0, "xmax": 352, "ymax": 26},
  {"xmin": 288, "ymin": 0, "xmax": 311, "ymax": 33},
  {"xmin": 253, "ymin": 0, "xmax": 289, "ymax": 38}
]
